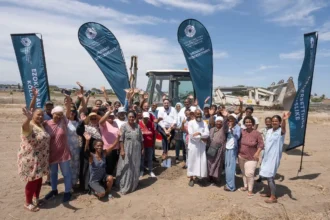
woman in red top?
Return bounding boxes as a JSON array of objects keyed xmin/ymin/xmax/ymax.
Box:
[
  {"xmin": 44, "ymin": 98, "xmax": 72, "ymax": 203},
  {"xmin": 238, "ymin": 116, "xmax": 264, "ymax": 197},
  {"xmin": 139, "ymin": 112, "xmax": 156, "ymax": 178}
]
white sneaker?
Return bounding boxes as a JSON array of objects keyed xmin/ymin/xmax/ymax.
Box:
[
  {"xmin": 150, "ymin": 172, "xmax": 157, "ymax": 178},
  {"xmin": 140, "ymin": 171, "xmax": 144, "ymax": 177}
]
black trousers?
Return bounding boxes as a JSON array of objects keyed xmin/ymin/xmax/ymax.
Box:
[{"xmin": 106, "ymin": 149, "xmax": 120, "ymax": 176}]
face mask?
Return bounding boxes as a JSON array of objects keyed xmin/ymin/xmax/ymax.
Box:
[{"xmin": 196, "ymin": 117, "xmax": 202, "ymax": 122}]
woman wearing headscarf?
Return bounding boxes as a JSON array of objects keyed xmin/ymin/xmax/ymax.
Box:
[
  {"xmin": 19, "ymin": 107, "xmax": 50, "ymax": 212},
  {"xmin": 116, "ymin": 111, "xmax": 144, "ymax": 194},
  {"xmin": 76, "ymin": 112, "xmax": 102, "ymax": 192},
  {"xmin": 260, "ymin": 112, "xmax": 290, "ymax": 203},
  {"xmin": 207, "ymin": 114, "xmax": 228, "ymax": 185},
  {"xmin": 67, "ymin": 107, "xmax": 80, "ymax": 188},
  {"xmin": 175, "ymin": 102, "xmax": 183, "ymax": 113},
  {"xmin": 44, "ymin": 103, "xmax": 72, "ymax": 203},
  {"xmin": 238, "ymin": 116, "xmax": 264, "ymax": 197}
]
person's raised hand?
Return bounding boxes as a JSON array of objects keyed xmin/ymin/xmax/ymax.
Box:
[
  {"xmin": 76, "ymin": 82, "xmax": 84, "ymax": 89},
  {"xmin": 239, "ymin": 97, "xmax": 243, "ymax": 103},
  {"xmin": 22, "ymin": 107, "xmax": 33, "ymax": 120},
  {"xmin": 83, "ymin": 132, "xmax": 91, "ymax": 141},
  {"xmin": 282, "ymin": 111, "xmax": 291, "ymax": 120},
  {"xmin": 100, "ymin": 86, "xmax": 106, "ymax": 92},
  {"xmin": 32, "ymin": 87, "xmax": 38, "ymax": 97}
]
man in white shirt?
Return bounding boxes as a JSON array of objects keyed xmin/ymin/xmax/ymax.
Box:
[
  {"xmin": 238, "ymin": 106, "xmax": 259, "ymax": 130},
  {"xmin": 114, "ymin": 107, "xmax": 127, "ymax": 129},
  {"xmin": 178, "ymin": 98, "xmax": 199, "ymax": 128},
  {"xmin": 158, "ymin": 98, "xmax": 177, "ymax": 159}
]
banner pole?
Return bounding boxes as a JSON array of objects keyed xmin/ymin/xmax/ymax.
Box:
[
  {"xmin": 298, "ymin": 144, "xmax": 305, "ymax": 173},
  {"xmin": 39, "ymin": 35, "xmax": 51, "ymax": 101}
]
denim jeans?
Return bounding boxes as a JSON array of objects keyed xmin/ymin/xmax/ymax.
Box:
[
  {"xmin": 225, "ymin": 148, "xmax": 237, "ymax": 191},
  {"xmin": 175, "ymin": 140, "xmax": 186, "ymax": 161},
  {"xmin": 50, "ymin": 160, "xmax": 72, "ymax": 193},
  {"xmin": 140, "ymin": 148, "xmax": 154, "ymax": 173}
]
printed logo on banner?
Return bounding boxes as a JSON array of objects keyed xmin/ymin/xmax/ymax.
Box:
[
  {"xmin": 21, "ymin": 38, "xmax": 31, "ymax": 47},
  {"xmin": 86, "ymin": 27, "xmax": 97, "ymax": 40},
  {"xmin": 185, "ymin": 25, "xmax": 196, "ymax": 38}
]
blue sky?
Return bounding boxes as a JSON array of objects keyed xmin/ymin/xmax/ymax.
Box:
[{"xmin": 0, "ymin": 0, "xmax": 330, "ymax": 96}]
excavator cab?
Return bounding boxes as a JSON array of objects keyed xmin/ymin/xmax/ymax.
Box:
[{"xmin": 145, "ymin": 70, "xmax": 194, "ymax": 106}]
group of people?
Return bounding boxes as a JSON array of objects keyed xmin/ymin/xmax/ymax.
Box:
[{"xmin": 18, "ymin": 82, "xmax": 290, "ymax": 212}]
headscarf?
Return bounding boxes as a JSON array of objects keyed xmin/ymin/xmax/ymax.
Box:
[
  {"xmin": 51, "ymin": 106, "xmax": 64, "ymax": 115},
  {"xmin": 175, "ymin": 102, "xmax": 183, "ymax": 112},
  {"xmin": 215, "ymin": 116, "xmax": 224, "ymax": 122}
]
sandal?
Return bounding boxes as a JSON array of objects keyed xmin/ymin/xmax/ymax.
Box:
[
  {"xmin": 238, "ymin": 187, "xmax": 248, "ymax": 192},
  {"xmin": 247, "ymin": 192, "xmax": 254, "ymax": 198},
  {"xmin": 24, "ymin": 204, "xmax": 40, "ymax": 212},
  {"xmin": 32, "ymin": 198, "xmax": 45, "ymax": 207},
  {"xmin": 260, "ymin": 193, "xmax": 270, "ymax": 198},
  {"xmin": 224, "ymin": 186, "xmax": 231, "ymax": 191},
  {"xmin": 44, "ymin": 180, "xmax": 51, "ymax": 186},
  {"xmin": 188, "ymin": 179, "xmax": 194, "ymax": 187},
  {"xmin": 265, "ymin": 198, "xmax": 277, "ymax": 203}
]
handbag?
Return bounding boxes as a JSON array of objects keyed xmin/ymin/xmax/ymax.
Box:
[
  {"xmin": 207, "ymin": 143, "xmax": 221, "ymax": 157},
  {"xmin": 206, "ymin": 129, "xmax": 221, "ymax": 158}
]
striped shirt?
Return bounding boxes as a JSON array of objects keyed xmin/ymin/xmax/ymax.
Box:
[
  {"xmin": 44, "ymin": 118, "xmax": 71, "ymax": 164},
  {"xmin": 239, "ymin": 129, "xmax": 264, "ymax": 161}
]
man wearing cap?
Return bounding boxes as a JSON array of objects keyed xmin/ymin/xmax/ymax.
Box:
[
  {"xmin": 157, "ymin": 98, "xmax": 178, "ymax": 159},
  {"xmin": 44, "ymin": 101, "xmax": 54, "ymax": 121},
  {"xmin": 238, "ymin": 106, "xmax": 259, "ymax": 130},
  {"xmin": 115, "ymin": 107, "xmax": 128, "ymax": 129},
  {"xmin": 139, "ymin": 112, "xmax": 156, "ymax": 178}
]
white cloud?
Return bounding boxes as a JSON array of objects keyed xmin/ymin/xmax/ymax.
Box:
[
  {"xmin": 0, "ymin": 0, "xmax": 171, "ymax": 25},
  {"xmin": 245, "ymin": 64, "xmax": 279, "ymax": 74},
  {"xmin": 144, "ymin": 0, "xmax": 242, "ymax": 14},
  {"xmin": 214, "ymin": 51, "xmax": 229, "ymax": 59},
  {"xmin": 319, "ymin": 49, "xmax": 330, "ymax": 57},
  {"xmin": 279, "ymin": 50, "xmax": 304, "ymax": 60},
  {"xmin": 279, "ymin": 48, "xmax": 330, "ymax": 60},
  {"xmin": 319, "ymin": 21, "xmax": 330, "ymax": 41},
  {"xmin": 0, "ymin": 4, "xmax": 189, "ymax": 92},
  {"xmin": 259, "ymin": 0, "xmax": 328, "ymax": 27}
]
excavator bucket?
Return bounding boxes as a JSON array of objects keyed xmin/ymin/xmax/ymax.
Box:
[{"xmin": 282, "ymin": 77, "xmax": 296, "ymax": 111}]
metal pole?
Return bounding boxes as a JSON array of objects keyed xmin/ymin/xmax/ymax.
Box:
[{"xmin": 298, "ymin": 144, "xmax": 305, "ymax": 173}]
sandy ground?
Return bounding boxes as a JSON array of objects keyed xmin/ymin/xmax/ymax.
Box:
[{"xmin": 1, "ymin": 100, "xmax": 330, "ymax": 219}]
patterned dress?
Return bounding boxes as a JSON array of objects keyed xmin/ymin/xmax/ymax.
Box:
[
  {"xmin": 116, "ymin": 123, "xmax": 143, "ymax": 194},
  {"xmin": 67, "ymin": 120, "xmax": 80, "ymax": 185},
  {"xmin": 18, "ymin": 122, "xmax": 50, "ymax": 182}
]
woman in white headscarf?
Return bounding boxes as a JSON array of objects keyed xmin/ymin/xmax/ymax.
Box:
[
  {"xmin": 44, "ymin": 104, "xmax": 72, "ymax": 203},
  {"xmin": 175, "ymin": 102, "xmax": 183, "ymax": 113},
  {"xmin": 207, "ymin": 115, "xmax": 228, "ymax": 185}
]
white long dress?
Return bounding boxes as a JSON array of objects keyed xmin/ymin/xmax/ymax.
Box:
[
  {"xmin": 187, "ymin": 119, "xmax": 210, "ymax": 178},
  {"xmin": 260, "ymin": 127, "xmax": 285, "ymax": 178}
]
